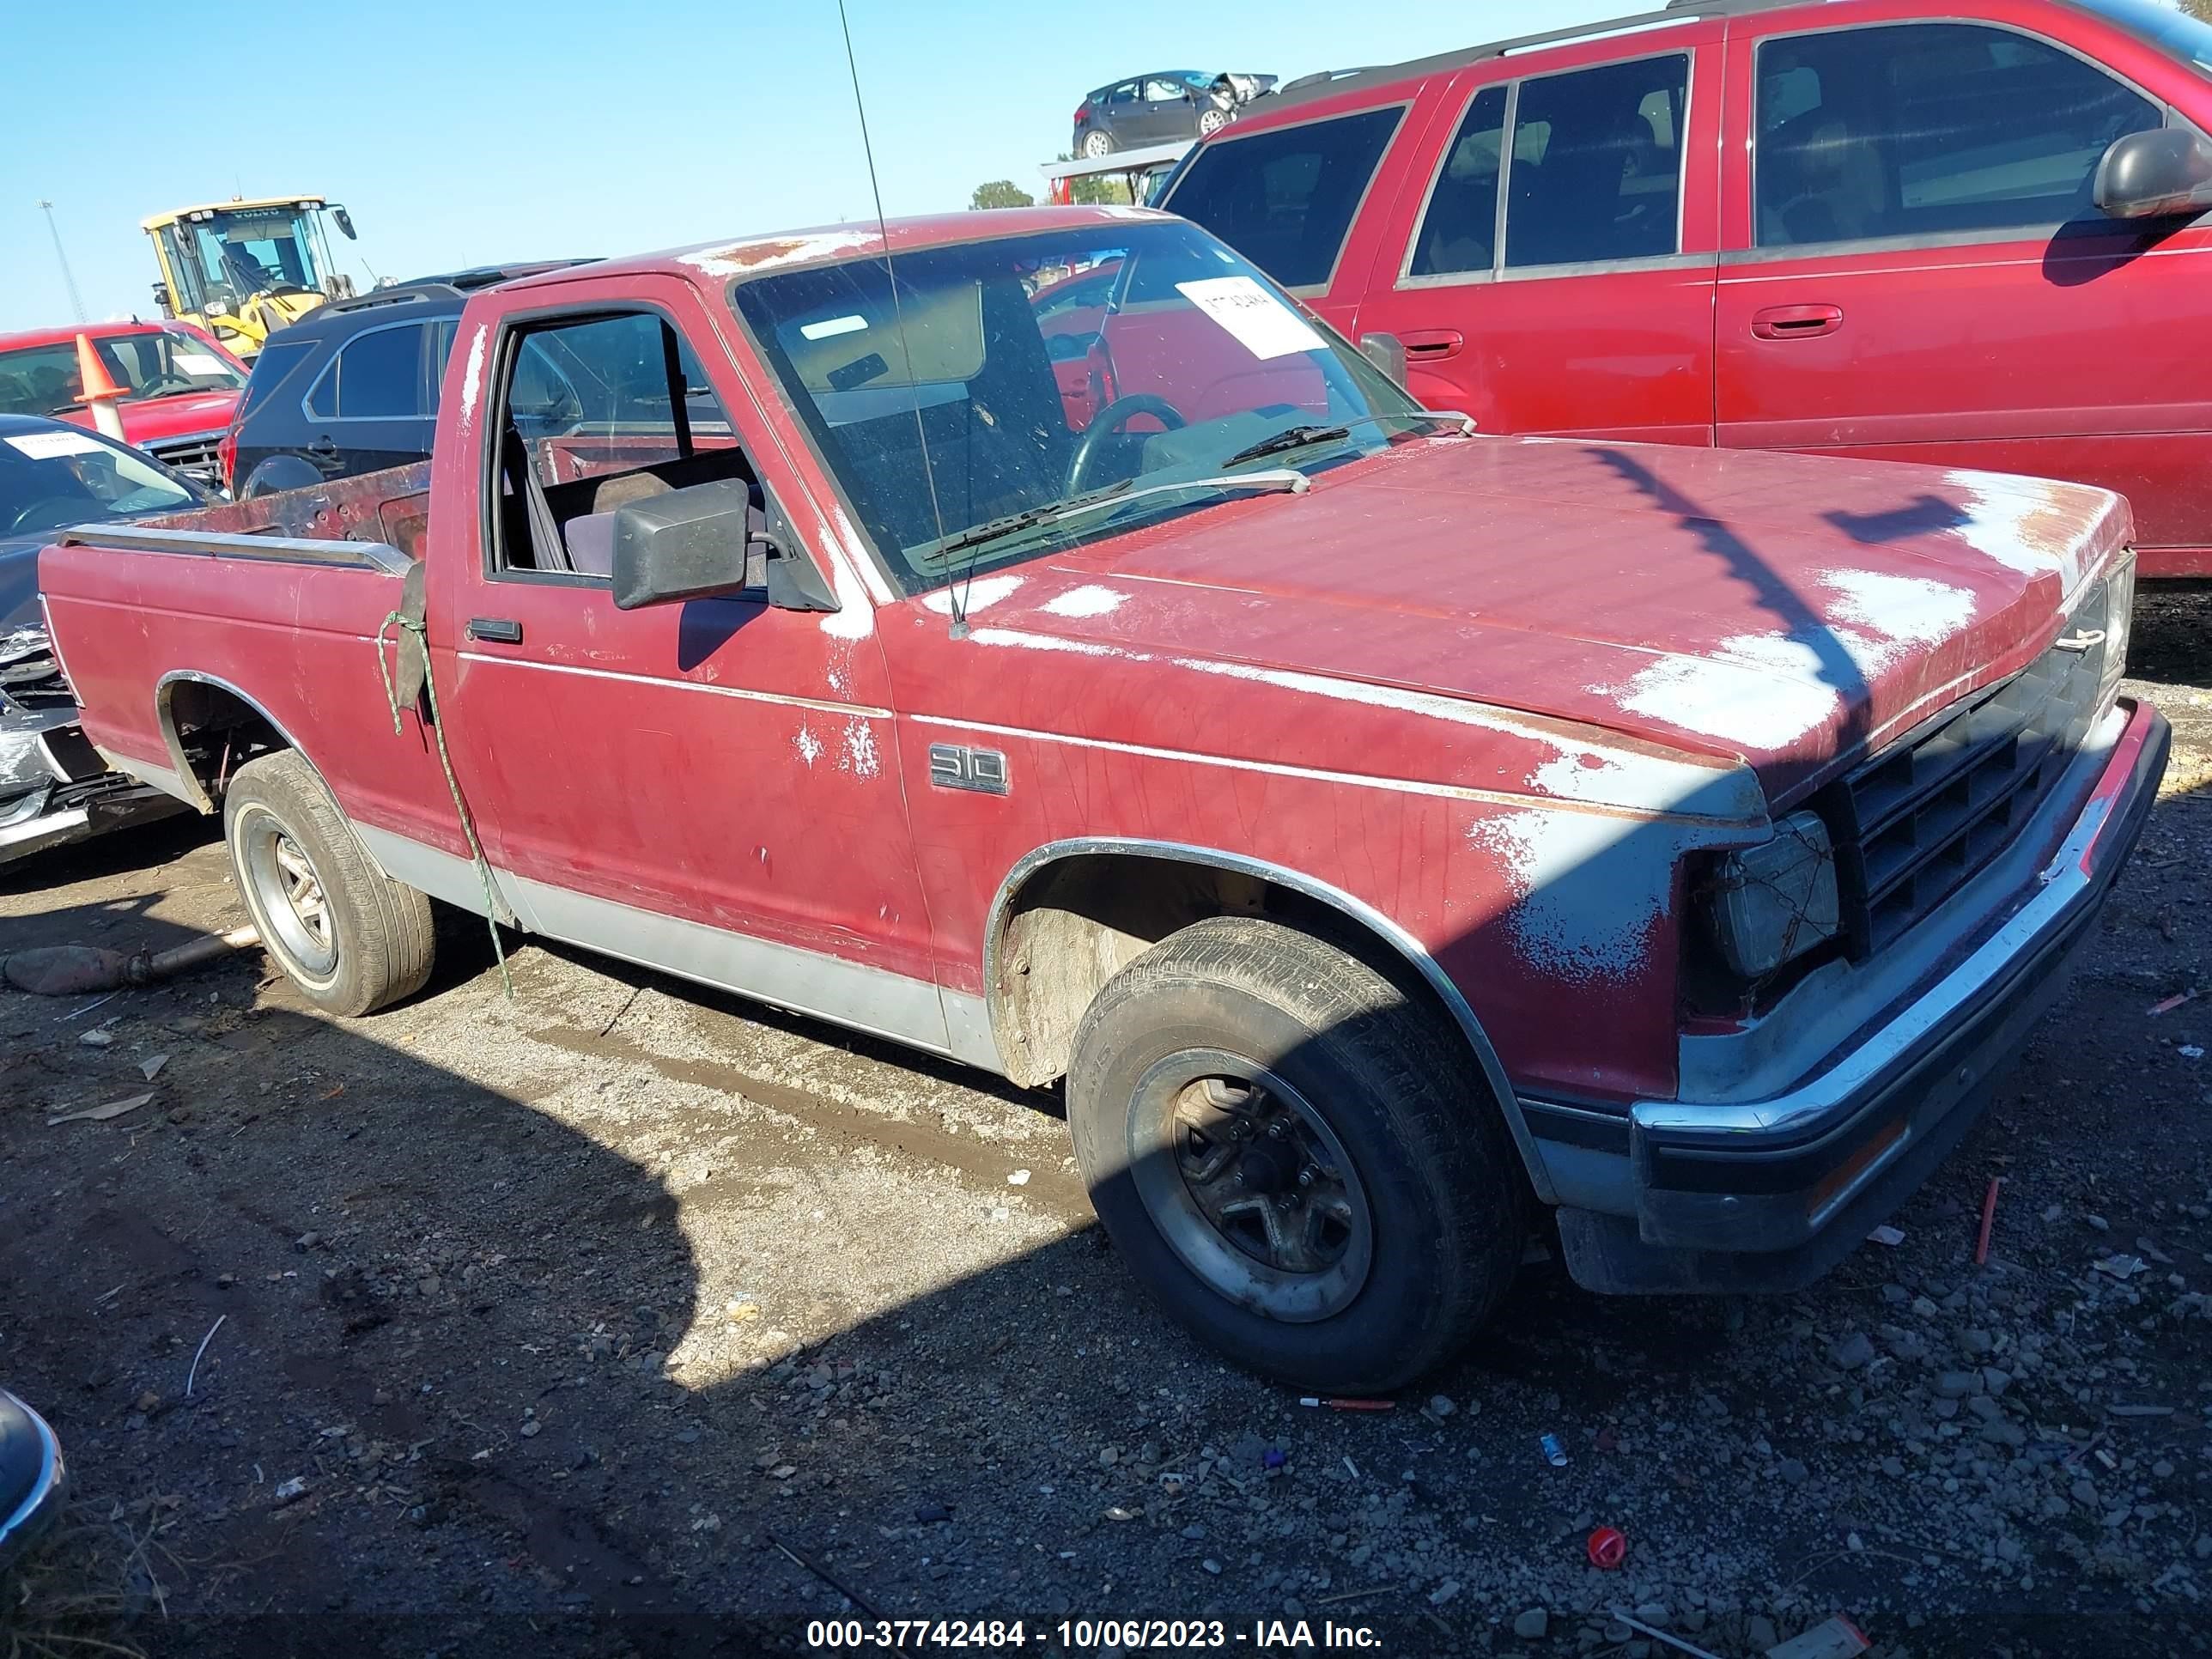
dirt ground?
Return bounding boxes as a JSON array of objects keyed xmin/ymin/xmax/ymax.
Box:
[{"xmin": 3, "ymin": 589, "xmax": 2212, "ymax": 1659}]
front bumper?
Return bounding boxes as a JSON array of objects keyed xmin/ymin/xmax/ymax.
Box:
[
  {"xmin": 0, "ymin": 1389, "xmax": 66, "ymax": 1570},
  {"xmin": 0, "ymin": 709, "xmax": 185, "ymax": 866},
  {"xmin": 1547, "ymin": 697, "xmax": 2169, "ymax": 1295}
]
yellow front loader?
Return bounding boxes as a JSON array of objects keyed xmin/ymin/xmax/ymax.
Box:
[{"xmin": 142, "ymin": 197, "xmax": 362, "ymax": 359}]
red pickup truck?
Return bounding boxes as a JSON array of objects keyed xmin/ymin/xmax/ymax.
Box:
[{"xmin": 38, "ymin": 208, "xmax": 2167, "ymax": 1389}]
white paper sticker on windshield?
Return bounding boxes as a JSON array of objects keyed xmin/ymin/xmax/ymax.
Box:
[
  {"xmin": 172, "ymin": 350, "xmax": 227, "ymax": 375},
  {"xmin": 6, "ymin": 430, "xmax": 106, "ymax": 460},
  {"xmin": 1176, "ymin": 276, "xmax": 1326, "ymax": 361},
  {"xmin": 800, "ymin": 314, "xmax": 870, "ymax": 341}
]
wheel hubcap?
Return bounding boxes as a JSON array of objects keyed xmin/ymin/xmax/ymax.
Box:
[
  {"xmin": 1127, "ymin": 1052, "xmax": 1372, "ymax": 1322},
  {"xmin": 240, "ymin": 810, "xmax": 338, "ymax": 982}
]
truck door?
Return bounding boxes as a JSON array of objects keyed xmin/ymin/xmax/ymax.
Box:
[
  {"xmin": 1346, "ymin": 29, "xmax": 1723, "ymax": 444},
  {"xmin": 1716, "ymin": 13, "xmax": 2212, "ymax": 572},
  {"xmin": 432, "ymin": 280, "xmax": 947, "ymax": 1049}
]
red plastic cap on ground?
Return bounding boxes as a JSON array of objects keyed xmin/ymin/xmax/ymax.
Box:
[{"xmin": 1586, "ymin": 1525, "xmax": 1626, "ymax": 1570}]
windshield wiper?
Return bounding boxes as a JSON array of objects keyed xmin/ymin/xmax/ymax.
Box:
[
  {"xmin": 1217, "ymin": 410, "xmax": 1474, "ymax": 471},
  {"xmin": 915, "ymin": 469, "xmax": 1309, "ymax": 569}
]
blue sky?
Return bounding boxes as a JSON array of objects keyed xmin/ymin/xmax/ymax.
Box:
[{"xmin": 4, "ymin": 0, "xmax": 1620, "ymax": 333}]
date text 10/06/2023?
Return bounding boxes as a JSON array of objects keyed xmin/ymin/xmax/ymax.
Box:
[{"xmin": 804, "ymin": 1620, "xmax": 1387, "ymax": 1650}]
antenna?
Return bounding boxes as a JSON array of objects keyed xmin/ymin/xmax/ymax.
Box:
[{"xmin": 836, "ymin": 0, "xmax": 965, "ymax": 637}]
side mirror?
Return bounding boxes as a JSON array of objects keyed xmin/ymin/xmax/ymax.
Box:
[
  {"xmin": 150, "ymin": 283, "xmax": 173, "ymax": 318},
  {"xmin": 1358, "ymin": 331, "xmax": 1408, "ymax": 385},
  {"xmin": 332, "ymin": 206, "xmax": 357, "ymax": 240},
  {"xmin": 610, "ymin": 478, "xmax": 841, "ymax": 615},
  {"xmin": 2094, "ymin": 127, "xmax": 2212, "ymax": 220}
]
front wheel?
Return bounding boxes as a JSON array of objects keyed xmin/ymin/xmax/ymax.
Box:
[
  {"xmin": 224, "ymin": 750, "xmax": 434, "ymax": 1016},
  {"xmin": 1197, "ymin": 107, "xmax": 1230, "ymax": 137},
  {"xmin": 1066, "ymin": 917, "xmax": 1525, "ymax": 1392}
]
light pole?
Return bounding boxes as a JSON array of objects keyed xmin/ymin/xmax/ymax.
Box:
[{"xmin": 34, "ymin": 200, "xmax": 88, "ymax": 324}]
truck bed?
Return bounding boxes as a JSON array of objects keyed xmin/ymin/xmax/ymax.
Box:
[{"xmin": 36, "ymin": 463, "xmax": 466, "ymax": 865}]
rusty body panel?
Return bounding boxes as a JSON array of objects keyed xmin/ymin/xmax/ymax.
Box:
[{"xmin": 34, "ymin": 207, "xmax": 2167, "ymax": 1287}]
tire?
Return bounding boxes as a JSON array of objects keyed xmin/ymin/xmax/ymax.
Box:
[
  {"xmin": 1081, "ymin": 127, "xmax": 1116, "ymax": 158},
  {"xmin": 1197, "ymin": 107, "xmax": 1230, "ymax": 137},
  {"xmin": 223, "ymin": 750, "xmax": 434, "ymax": 1017},
  {"xmin": 1067, "ymin": 916, "xmax": 1525, "ymax": 1393}
]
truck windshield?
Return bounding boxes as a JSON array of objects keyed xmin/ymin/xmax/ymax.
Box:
[
  {"xmin": 2078, "ymin": 0, "xmax": 2212, "ymax": 71},
  {"xmin": 0, "ymin": 331, "xmax": 244, "ymax": 417},
  {"xmin": 728, "ymin": 220, "xmax": 1425, "ymax": 594},
  {"xmin": 0, "ymin": 428, "xmax": 200, "ymax": 539}
]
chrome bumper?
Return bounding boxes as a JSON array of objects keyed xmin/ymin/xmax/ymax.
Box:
[{"xmin": 1543, "ymin": 697, "xmax": 2168, "ymax": 1294}]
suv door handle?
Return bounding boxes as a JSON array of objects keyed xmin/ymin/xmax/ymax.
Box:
[
  {"xmin": 1401, "ymin": 329, "xmax": 1465, "ymax": 360},
  {"xmin": 307, "ymin": 435, "xmax": 340, "ymax": 455},
  {"xmin": 467, "ymin": 617, "xmax": 523, "ymax": 644},
  {"xmin": 1750, "ymin": 304, "xmax": 1844, "ymax": 340}
]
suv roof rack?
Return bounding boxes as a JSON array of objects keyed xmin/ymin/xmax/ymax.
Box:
[
  {"xmin": 315, "ymin": 259, "xmax": 599, "ymax": 317},
  {"xmin": 317, "ymin": 283, "xmax": 465, "ymax": 315},
  {"xmin": 1253, "ymin": 0, "xmax": 1820, "ymax": 118}
]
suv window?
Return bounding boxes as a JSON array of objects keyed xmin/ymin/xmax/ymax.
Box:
[
  {"xmin": 306, "ymin": 325, "xmax": 425, "ymax": 421},
  {"xmin": 1505, "ymin": 54, "xmax": 1687, "ymax": 269},
  {"xmin": 490, "ymin": 310, "xmax": 744, "ymax": 580},
  {"xmin": 427, "ymin": 318, "xmax": 459, "ymax": 413},
  {"xmin": 1409, "ymin": 85, "xmax": 1509, "ymax": 277},
  {"xmin": 234, "ymin": 338, "xmax": 317, "ymax": 421},
  {"xmin": 1754, "ymin": 23, "xmax": 2160, "ymax": 247},
  {"xmin": 1167, "ymin": 107, "xmax": 1404, "ymax": 289},
  {"xmin": 338, "ymin": 325, "xmax": 424, "ymax": 418}
]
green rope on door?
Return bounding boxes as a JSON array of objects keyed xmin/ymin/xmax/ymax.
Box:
[{"xmin": 374, "ymin": 608, "xmax": 513, "ymax": 999}]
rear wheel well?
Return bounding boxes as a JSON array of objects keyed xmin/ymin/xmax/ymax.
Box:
[
  {"xmin": 988, "ymin": 851, "xmax": 1469, "ymax": 1091},
  {"xmin": 160, "ymin": 681, "xmax": 293, "ymax": 811}
]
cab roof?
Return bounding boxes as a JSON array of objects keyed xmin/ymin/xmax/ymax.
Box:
[
  {"xmin": 140, "ymin": 197, "xmax": 326, "ymax": 231},
  {"xmin": 498, "ymin": 206, "xmax": 1177, "ymax": 292}
]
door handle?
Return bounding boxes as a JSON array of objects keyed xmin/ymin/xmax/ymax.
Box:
[
  {"xmin": 1401, "ymin": 329, "xmax": 1465, "ymax": 360},
  {"xmin": 1750, "ymin": 304, "xmax": 1844, "ymax": 341},
  {"xmin": 467, "ymin": 617, "xmax": 523, "ymax": 644},
  {"xmin": 307, "ymin": 435, "xmax": 339, "ymax": 454}
]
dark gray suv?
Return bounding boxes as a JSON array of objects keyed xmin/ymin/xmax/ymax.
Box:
[{"xmin": 226, "ymin": 262, "xmax": 591, "ymax": 497}]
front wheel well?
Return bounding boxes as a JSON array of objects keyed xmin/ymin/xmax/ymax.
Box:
[
  {"xmin": 159, "ymin": 679, "xmax": 294, "ymax": 811},
  {"xmin": 988, "ymin": 850, "xmax": 1472, "ymax": 1091}
]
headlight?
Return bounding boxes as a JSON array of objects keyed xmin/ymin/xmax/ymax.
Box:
[
  {"xmin": 1706, "ymin": 810, "xmax": 1840, "ymax": 979},
  {"xmin": 2098, "ymin": 554, "xmax": 2134, "ymax": 709}
]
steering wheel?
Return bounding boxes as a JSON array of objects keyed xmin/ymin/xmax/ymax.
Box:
[
  {"xmin": 136, "ymin": 370, "xmax": 198, "ymax": 396},
  {"xmin": 1066, "ymin": 394, "xmax": 1186, "ymax": 494},
  {"xmin": 4, "ymin": 495, "xmax": 96, "ymax": 537}
]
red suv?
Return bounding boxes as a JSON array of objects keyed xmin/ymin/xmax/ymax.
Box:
[{"xmin": 1161, "ymin": 0, "xmax": 2212, "ymax": 577}]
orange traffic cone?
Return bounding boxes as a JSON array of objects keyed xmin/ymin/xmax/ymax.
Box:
[{"xmin": 74, "ymin": 333, "xmax": 128, "ymax": 442}]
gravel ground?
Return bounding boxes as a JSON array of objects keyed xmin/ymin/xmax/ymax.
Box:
[{"xmin": 2, "ymin": 587, "xmax": 2210, "ymax": 1659}]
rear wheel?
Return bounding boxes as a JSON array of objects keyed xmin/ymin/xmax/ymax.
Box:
[
  {"xmin": 1081, "ymin": 127, "xmax": 1116, "ymax": 158},
  {"xmin": 224, "ymin": 750, "xmax": 433, "ymax": 1017},
  {"xmin": 1066, "ymin": 917, "xmax": 1525, "ymax": 1392}
]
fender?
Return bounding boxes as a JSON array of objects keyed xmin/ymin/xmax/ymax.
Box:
[{"xmin": 984, "ymin": 836, "xmax": 1557, "ymax": 1203}]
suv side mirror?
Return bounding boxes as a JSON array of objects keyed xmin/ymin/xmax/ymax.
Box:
[
  {"xmin": 1358, "ymin": 331, "xmax": 1408, "ymax": 385},
  {"xmin": 2094, "ymin": 128, "xmax": 2212, "ymax": 220},
  {"xmin": 611, "ymin": 478, "xmax": 841, "ymax": 615}
]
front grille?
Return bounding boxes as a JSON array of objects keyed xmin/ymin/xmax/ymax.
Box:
[
  {"xmin": 149, "ymin": 432, "xmax": 224, "ymax": 482},
  {"xmin": 1835, "ymin": 579, "xmax": 2117, "ymax": 956},
  {"xmin": 0, "ymin": 634, "xmax": 70, "ymax": 711}
]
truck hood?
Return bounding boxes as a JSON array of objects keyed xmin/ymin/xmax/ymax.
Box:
[
  {"xmin": 58, "ymin": 391, "xmax": 240, "ymax": 446},
  {"xmin": 981, "ymin": 435, "xmax": 2129, "ymax": 803}
]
